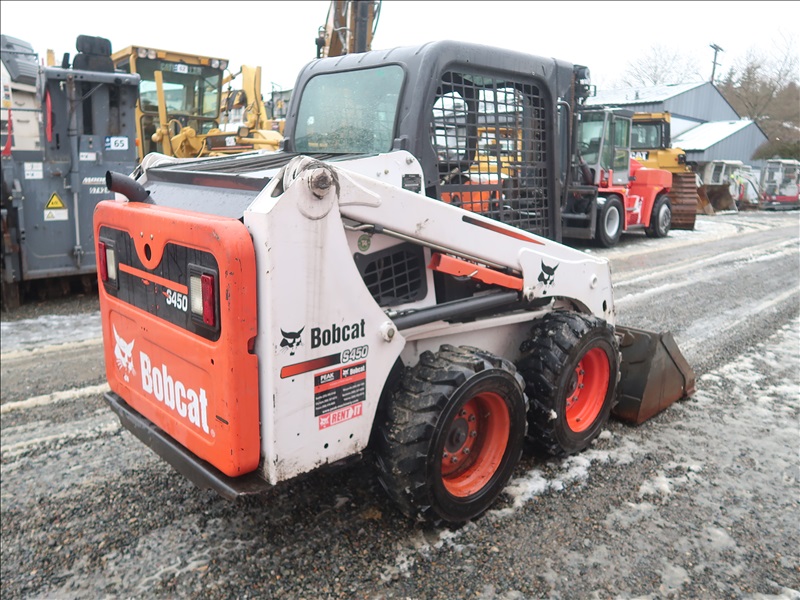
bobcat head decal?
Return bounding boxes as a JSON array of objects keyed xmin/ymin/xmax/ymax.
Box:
[
  {"xmin": 538, "ymin": 261, "xmax": 559, "ymax": 287},
  {"xmin": 113, "ymin": 325, "xmax": 136, "ymax": 382},
  {"xmin": 280, "ymin": 327, "xmax": 304, "ymax": 356}
]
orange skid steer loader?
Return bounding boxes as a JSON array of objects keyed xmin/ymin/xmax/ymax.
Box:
[{"xmin": 96, "ymin": 41, "xmax": 695, "ymax": 524}]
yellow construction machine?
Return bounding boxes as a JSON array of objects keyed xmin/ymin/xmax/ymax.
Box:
[
  {"xmin": 631, "ymin": 112, "xmax": 704, "ymax": 227},
  {"xmin": 220, "ymin": 65, "xmax": 285, "ymax": 137},
  {"xmin": 111, "ymin": 45, "xmax": 282, "ymax": 161},
  {"xmin": 315, "ymin": 0, "xmax": 382, "ymax": 58}
]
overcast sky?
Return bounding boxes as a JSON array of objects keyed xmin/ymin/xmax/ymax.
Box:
[{"xmin": 2, "ymin": 1, "xmax": 797, "ymax": 92}]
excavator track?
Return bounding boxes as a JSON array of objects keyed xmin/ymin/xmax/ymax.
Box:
[{"xmin": 670, "ymin": 172, "xmax": 699, "ymax": 230}]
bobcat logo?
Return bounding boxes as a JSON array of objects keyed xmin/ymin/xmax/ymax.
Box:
[
  {"xmin": 538, "ymin": 261, "xmax": 558, "ymax": 287},
  {"xmin": 280, "ymin": 327, "xmax": 304, "ymax": 356},
  {"xmin": 113, "ymin": 326, "xmax": 136, "ymax": 382}
]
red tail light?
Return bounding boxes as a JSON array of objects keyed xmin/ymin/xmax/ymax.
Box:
[
  {"xmin": 97, "ymin": 240, "xmax": 116, "ymax": 283},
  {"xmin": 190, "ymin": 268, "xmax": 218, "ymax": 329},
  {"xmin": 201, "ymin": 273, "xmax": 216, "ymax": 327},
  {"xmin": 98, "ymin": 241, "xmax": 108, "ymax": 282}
]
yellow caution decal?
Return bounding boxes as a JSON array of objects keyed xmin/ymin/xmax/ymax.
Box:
[{"xmin": 46, "ymin": 192, "xmax": 66, "ymax": 209}]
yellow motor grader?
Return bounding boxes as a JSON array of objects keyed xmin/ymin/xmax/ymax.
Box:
[{"xmin": 111, "ymin": 45, "xmax": 282, "ymax": 161}]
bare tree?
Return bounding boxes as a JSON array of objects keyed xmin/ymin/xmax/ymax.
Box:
[
  {"xmin": 717, "ymin": 34, "xmax": 800, "ymax": 159},
  {"xmin": 718, "ymin": 34, "xmax": 799, "ymax": 120},
  {"xmin": 620, "ymin": 45, "xmax": 703, "ymax": 87}
]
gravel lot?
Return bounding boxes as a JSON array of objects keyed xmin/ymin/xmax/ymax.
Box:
[{"xmin": 1, "ymin": 211, "xmax": 798, "ymax": 599}]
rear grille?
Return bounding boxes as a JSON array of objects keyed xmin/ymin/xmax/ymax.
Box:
[
  {"xmin": 98, "ymin": 226, "xmax": 221, "ymax": 341},
  {"xmin": 431, "ymin": 71, "xmax": 553, "ymax": 238}
]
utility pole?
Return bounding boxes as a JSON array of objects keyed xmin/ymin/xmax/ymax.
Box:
[{"xmin": 709, "ymin": 43, "xmax": 724, "ymax": 84}]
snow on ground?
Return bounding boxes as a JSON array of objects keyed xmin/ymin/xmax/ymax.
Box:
[
  {"xmin": 383, "ymin": 317, "xmax": 800, "ymax": 595},
  {"xmin": 1, "ymin": 312, "xmax": 102, "ymax": 354}
]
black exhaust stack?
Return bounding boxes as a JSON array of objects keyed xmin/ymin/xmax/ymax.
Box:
[{"xmin": 106, "ymin": 171, "xmax": 151, "ymax": 203}]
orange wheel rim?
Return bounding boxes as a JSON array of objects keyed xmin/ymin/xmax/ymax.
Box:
[
  {"xmin": 565, "ymin": 347, "xmax": 610, "ymax": 433},
  {"xmin": 441, "ymin": 392, "xmax": 510, "ymax": 498}
]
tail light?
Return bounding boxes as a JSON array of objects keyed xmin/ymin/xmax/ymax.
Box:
[
  {"xmin": 190, "ymin": 268, "xmax": 218, "ymax": 328},
  {"xmin": 97, "ymin": 240, "xmax": 117, "ymax": 284}
]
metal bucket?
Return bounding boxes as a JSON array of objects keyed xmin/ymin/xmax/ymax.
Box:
[{"xmin": 613, "ymin": 326, "xmax": 697, "ymax": 424}]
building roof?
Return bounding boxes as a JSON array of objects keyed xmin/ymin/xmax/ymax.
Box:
[
  {"xmin": 586, "ymin": 81, "xmax": 707, "ymax": 106},
  {"xmin": 672, "ymin": 120, "xmax": 755, "ymax": 151}
]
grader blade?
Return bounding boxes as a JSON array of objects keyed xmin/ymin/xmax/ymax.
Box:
[{"xmin": 613, "ymin": 326, "xmax": 696, "ymax": 424}]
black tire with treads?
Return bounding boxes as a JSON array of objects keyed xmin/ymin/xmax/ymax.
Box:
[
  {"xmin": 516, "ymin": 312, "xmax": 619, "ymax": 457},
  {"xmin": 375, "ymin": 344, "xmax": 527, "ymax": 524}
]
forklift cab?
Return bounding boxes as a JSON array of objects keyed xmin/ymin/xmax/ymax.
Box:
[{"xmin": 577, "ymin": 108, "xmax": 632, "ymax": 187}]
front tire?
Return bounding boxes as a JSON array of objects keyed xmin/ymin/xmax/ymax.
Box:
[
  {"xmin": 645, "ymin": 194, "xmax": 671, "ymax": 238},
  {"xmin": 375, "ymin": 345, "xmax": 527, "ymax": 524},
  {"xmin": 596, "ymin": 196, "xmax": 623, "ymax": 247},
  {"xmin": 516, "ymin": 312, "xmax": 619, "ymax": 457}
]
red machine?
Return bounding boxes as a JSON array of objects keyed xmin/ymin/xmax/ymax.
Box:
[{"xmin": 562, "ymin": 107, "xmax": 673, "ymax": 247}]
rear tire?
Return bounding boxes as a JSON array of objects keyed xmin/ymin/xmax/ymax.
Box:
[
  {"xmin": 516, "ymin": 312, "xmax": 619, "ymax": 457},
  {"xmin": 1, "ymin": 280, "xmax": 20, "ymax": 312},
  {"xmin": 375, "ymin": 345, "xmax": 527, "ymax": 524},
  {"xmin": 596, "ymin": 196, "xmax": 623, "ymax": 248},
  {"xmin": 645, "ymin": 194, "xmax": 671, "ymax": 238}
]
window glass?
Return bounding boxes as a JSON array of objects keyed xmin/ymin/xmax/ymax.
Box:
[
  {"xmin": 136, "ymin": 58, "xmax": 220, "ymax": 118},
  {"xmin": 294, "ymin": 65, "xmax": 403, "ymax": 154},
  {"xmin": 577, "ymin": 111, "xmax": 606, "ymax": 165},
  {"xmin": 613, "ymin": 117, "xmax": 630, "ymax": 172},
  {"xmin": 631, "ymin": 123, "xmax": 661, "ymax": 149}
]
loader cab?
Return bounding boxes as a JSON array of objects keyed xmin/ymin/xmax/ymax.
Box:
[
  {"xmin": 284, "ymin": 41, "xmax": 578, "ymax": 243},
  {"xmin": 576, "ymin": 108, "xmax": 632, "ymax": 187},
  {"xmin": 760, "ymin": 158, "xmax": 800, "ymax": 209}
]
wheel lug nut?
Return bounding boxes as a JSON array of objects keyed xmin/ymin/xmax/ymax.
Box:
[
  {"xmin": 470, "ymin": 431, "xmax": 477, "ymax": 438},
  {"xmin": 463, "ymin": 448, "xmax": 470, "ymax": 455},
  {"xmin": 451, "ymin": 456, "xmax": 458, "ymax": 463},
  {"xmin": 468, "ymin": 415, "xmax": 476, "ymax": 422}
]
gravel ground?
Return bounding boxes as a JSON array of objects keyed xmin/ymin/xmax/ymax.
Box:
[{"xmin": 1, "ymin": 211, "xmax": 798, "ymax": 599}]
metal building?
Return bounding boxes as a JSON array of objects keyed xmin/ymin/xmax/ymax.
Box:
[{"xmin": 586, "ymin": 81, "xmax": 769, "ymax": 171}]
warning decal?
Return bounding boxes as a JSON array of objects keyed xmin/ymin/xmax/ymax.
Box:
[
  {"xmin": 314, "ymin": 361, "xmax": 366, "ymax": 429},
  {"xmin": 45, "ymin": 192, "xmax": 65, "ymax": 209},
  {"xmin": 44, "ymin": 210, "xmax": 68, "ymax": 221}
]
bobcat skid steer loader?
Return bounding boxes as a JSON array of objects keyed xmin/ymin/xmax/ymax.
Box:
[{"xmin": 95, "ymin": 41, "xmax": 695, "ymax": 524}]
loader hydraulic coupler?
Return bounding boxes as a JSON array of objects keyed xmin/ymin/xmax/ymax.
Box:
[{"xmin": 613, "ymin": 326, "xmax": 696, "ymax": 424}]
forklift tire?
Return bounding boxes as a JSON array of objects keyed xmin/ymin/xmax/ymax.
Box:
[
  {"xmin": 375, "ymin": 345, "xmax": 527, "ymax": 524},
  {"xmin": 645, "ymin": 194, "xmax": 671, "ymax": 238},
  {"xmin": 597, "ymin": 197, "xmax": 623, "ymax": 247},
  {"xmin": 516, "ymin": 312, "xmax": 619, "ymax": 457}
]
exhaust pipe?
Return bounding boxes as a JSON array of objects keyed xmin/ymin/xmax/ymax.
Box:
[{"xmin": 106, "ymin": 171, "xmax": 151, "ymax": 203}]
